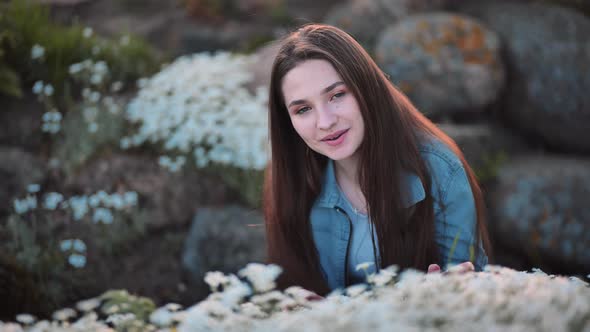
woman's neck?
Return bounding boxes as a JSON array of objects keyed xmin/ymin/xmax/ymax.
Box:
[
  {"xmin": 334, "ymin": 156, "xmax": 359, "ymax": 185},
  {"xmin": 334, "ymin": 155, "xmax": 367, "ymax": 214}
]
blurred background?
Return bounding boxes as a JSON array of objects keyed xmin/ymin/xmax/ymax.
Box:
[{"xmin": 1, "ymin": 0, "xmax": 589, "ymax": 321}]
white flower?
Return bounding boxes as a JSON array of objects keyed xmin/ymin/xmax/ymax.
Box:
[
  {"xmin": 125, "ymin": 52, "xmax": 269, "ymax": 171},
  {"xmin": 30, "ymin": 44, "xmax": 45, "ymax": 60},
  {"xmin": 204, "ymin": 271, "xmax": 229, "ymax": 292},
  {"xmin": 92, "ymin": 207, "xmax": 113, "ymax": 224},
  {"xmin": 355, "ymin": 262, "xmax": 374, "ymax": 272},
  {"xmin": 52, "ymin": 308, "xmax": 76, "ymax": 321},
  {"xmin": 345, "ymin": 283, "xmax": 368, "ymax": 297},
  {"xmin": 43, "ymin": 84, "xmax": 54, "ymax": 96},
  {"xmin": 72, "ymin": 239, "xmax": 87, "ymax": 252},
  {"xmin": 150, "ymin": 307, "xmax": 173, "ymax": 327},
  {"xmin": 76, "ymin": 298, "xmax": 101, "ymax": 312},
  {"xmin": 27, "ymin": 184, "xmax": 40, "ymax": 193},
  {"xmin": 16, "ymin": 313, "xmax": 35, "ymax": 325},
  {"xmin": 238, "ymin": 263, "xmax": 282, "ymax": 293},
  {"xmin": 120, "ymin": 35, "xmax": 130, "ymax": 46},
  {"xmin": 69, "ymin": 62, "xmax": 84, "ymax": 75},
  {"xmin": 68, "ymin": 254, "xmax": 86, "ymax": 268},
  {"xmin": 32, "ymin": 81, "xmax": 44, "ymax": 95},
  {"xmin": 82, "ymin": 27, "xmax": 93, "ymax": 38},
  {"xmin": 13, "ymin": 198, "xmax": 30, "ymax": 214},
  {"xmin": 88, "ymin": 122, "xmax": 98, "ymax": 133},
  {"xmin": 60, "ymin": 239, "xmax": 72, "ymax": 252},
  {"xmin": 43, "ymin": 192, "xmax": 64, "ymax": 210},
  {"xmin": 106, "ymin": 313, "xmax": 135, "ymax": 326},
  {"xmin": 111, "ymin": 81, "xmax": 123, "ymax": 92}
]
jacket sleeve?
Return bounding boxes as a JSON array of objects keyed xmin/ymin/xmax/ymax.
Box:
[{"xmin": 434, "ymin": 163, "xmax": 488, "ymax": 271}]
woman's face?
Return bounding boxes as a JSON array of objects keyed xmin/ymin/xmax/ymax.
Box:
[{"xmin": 281, "ymin": 59, "xmax": 365, "ymax": 162}]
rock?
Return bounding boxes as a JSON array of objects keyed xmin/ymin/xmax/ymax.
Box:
[
  {"xmin": 0, "ymin": 147, "xmax": 46, "ymax": 216},
  {"xmin": 438, "ymin": 123, "xmax": 528, "ymax": 182},
  {"xmin": 181, "ymin": 206, "xmax": 266, "ymax": 297},
  {"xmin": 324, "ymin": 0, "xmax": 448, "ymax": 49},
  {"xmin": 487, "ymin": 155, "xmax": 590, "ymax": 273},
  {"xmin": 0, "ymin": 94, "xmax": 44, "ymax": 152},
  {"xmin": 64, "ymin": 153, "xmax": 236, "ymax": 230},
  {"xmin": 375, "ymin": 13, "xmax": 505, "ymax": 119},
  {"xmin": 459, "ymin": 2, "xmax": 590, "ymax": 153},
  {"xmin": 245, "ymin": 41, "xmax": 281, "ymax": 94}
]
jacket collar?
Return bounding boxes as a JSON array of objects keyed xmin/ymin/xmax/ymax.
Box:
[{"xmin": 315, "ymin": 159, "xmax": 425, "ymax": 209}]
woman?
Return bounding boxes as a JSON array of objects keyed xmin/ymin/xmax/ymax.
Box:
[{"xmin": 263, "ymin": 23, "xmax": 491, "ymax": 295}]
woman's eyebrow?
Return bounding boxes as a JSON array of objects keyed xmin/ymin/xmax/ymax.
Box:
[{"xmin": 287, "ymin": 81, "xmax": 345, "ymax": 108}]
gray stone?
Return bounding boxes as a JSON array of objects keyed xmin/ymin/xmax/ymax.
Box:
[
  {"xmin": 324, "ymin": 0, "xmax": 448, "ymax": 49},
  {"xmin": 459, "ymin": 2, "xmax": 590, "ymax": 153},
  {"xmin": 487, "ymin": 156, "xmax": 590, "ymax": 272},
  {"xmin": 0, "ymin": 147, "xmax": 47, "ymax": 216},
  {"xmin": 245, "ymin": 41, "xmax": 281, "ymax": 94},
  {"xmin": 438, "ymin": 123, "xmax": 528, "ymax": 182},
  {"xmin": 181, "ymin": 206, "xmax": 266, "ymax": 295},
  {"xmin": 64, "ymin": 153, "xmax": 235, "ymax": 230},
  {"xmin": 375, "ymin": 13, "xmax": 505, "ymax": 118}
]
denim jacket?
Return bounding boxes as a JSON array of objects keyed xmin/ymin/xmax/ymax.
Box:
[{"xmin": 310, "ymin": 137, "xmax": 488, "ymax": 290}]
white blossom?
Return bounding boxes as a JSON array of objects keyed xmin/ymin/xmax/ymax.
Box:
[
  {"xmin": 238, "ymin": 263, "xmax": 282, "ymax": 293},
  {"xmin": 68, "ymin": 254, "xmax": 86, "ymax": 268},
  {"xmin": 124, "ymin": 52, "xmax": 269, "ymax": 171},
  {"xmin": 82, "ymin": 27, "xmax": 93, "ymax": 38},
  {"xmin": 43, "ymin": 192, "xmax": 64, "ymax": 210},
  {"xmin": 32, "ymin": 81, "xmax": 44, "ymax": 95},
  {"xmin": 15, "ymin": 314, "xmax": 35, "ymax": 325},
  {"xmin": 43, "ymin": 84, "xmax": 54, "ymax": 96},
  {"xmin": 27, "ymin": 184, "xmax": 40, "ymax": 193},
  {"xmin": 52, "ymin": 308, "xmax": 76, "ymax": 321},
  {"xmin": 75, "ymin": 298, "xmax": 100, "ymax": 312},
  {"xmin": 149, "ymin": 307, "xmax": 173, "ymax": 327},
  {"xmin": 31, "ymin": 44, "xmax": 45, "ymax": 60}
]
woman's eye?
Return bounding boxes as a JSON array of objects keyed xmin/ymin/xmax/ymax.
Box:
[
  {"xmin": 296, "ymin": 106, "xmax": 311, "ymax": 115},
  {"xmin": 331, "ymin": 92, "xmax": 345, "ymax": 101}
]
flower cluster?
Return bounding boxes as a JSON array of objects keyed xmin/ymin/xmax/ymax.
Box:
[
  {"xmin": 69, "ymin": 59, "xmax": 125, "ymax": 133},
  {"xmin": 12, "ymin": 184, "xmax": 138, "ymax": 224},
  {"xmin": 59, "ymin": 238, "xmax": 88, "ymax": 268},
  {"xmin": 3, "ymin": 264, "xmax": 590, "ymax": 331},
  {"xmin": 121, "ymin": 52, "xmax": 269, "ymax": 171}
]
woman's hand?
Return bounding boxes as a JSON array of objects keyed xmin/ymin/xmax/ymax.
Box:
[{"xmin": 427, "ymin": 261, "xmax": 474, "ymax": 274}]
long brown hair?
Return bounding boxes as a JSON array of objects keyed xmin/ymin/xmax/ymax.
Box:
[{"xmin": 264, "ymin": 24, "xmax": 491, "ymax": 295}]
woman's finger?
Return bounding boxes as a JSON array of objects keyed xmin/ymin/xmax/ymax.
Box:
[{"xmin": 427, "ymin": 264, "xmax": 441, "ymax": 273}]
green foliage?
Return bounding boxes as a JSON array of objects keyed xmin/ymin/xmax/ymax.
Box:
[
  {"xmin": 208, "ymin": 165, "xmax": 264, "ymax": 208},
  {"xmin": 0, "ymin": 0, "xmax": 162, "ymax": 100},
  {"xmin": 100, "ymin": 290, "xmax": 156, "ymax": 321},
  {"xmin": 474, "ymin": 151, "xmax": 508, "ymax": 183},
  {"xmin": 52, "ymin": 102, "xmax": 127, "ymax": 175}
]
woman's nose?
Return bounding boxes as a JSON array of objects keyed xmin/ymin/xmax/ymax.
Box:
[{"xmin": 316, "ymin": 106, "xmax": 337, "ymax": 130}]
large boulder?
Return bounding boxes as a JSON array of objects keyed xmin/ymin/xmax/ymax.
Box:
[
  {"xmin": 245, "ymin": 41, "xmax": 281, "ymax": 94},
  {"xmin": 324, "ymin": 0, "xmax": 448, "ymax": 49},
  {"xmin": 459, "ymin": 2, "xmax": 590, "ymax": 153},
  {"xmin": 487, "ymin": 155, "xmax": 590, "ymax": 273},
  {"xmin": 438, "ymin": 123, "xmax": 528, "ymax": 182},
  {"xmin": 375, "ymin": 13, "xmax": 505, "ymax": 119},
  {"xmin": 0, "ymin": 147, "xmax": 47, "ymax": 216},
  {"xmin": 181, "ymin": 206, "xmax": 266, "ymax": 298},
  {"xmin": 64, "ymin": 153, "xmax": 236, "ymax": 230}
]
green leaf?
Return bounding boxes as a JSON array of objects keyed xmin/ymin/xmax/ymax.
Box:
[{"xmin": 0, "ymin": 64, "xmax": 22, "ymax": 97}]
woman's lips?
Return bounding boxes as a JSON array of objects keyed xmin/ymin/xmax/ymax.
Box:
[{"xmin": 322, "ymin": 129, "xmax": 349, "ymax": 146}]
